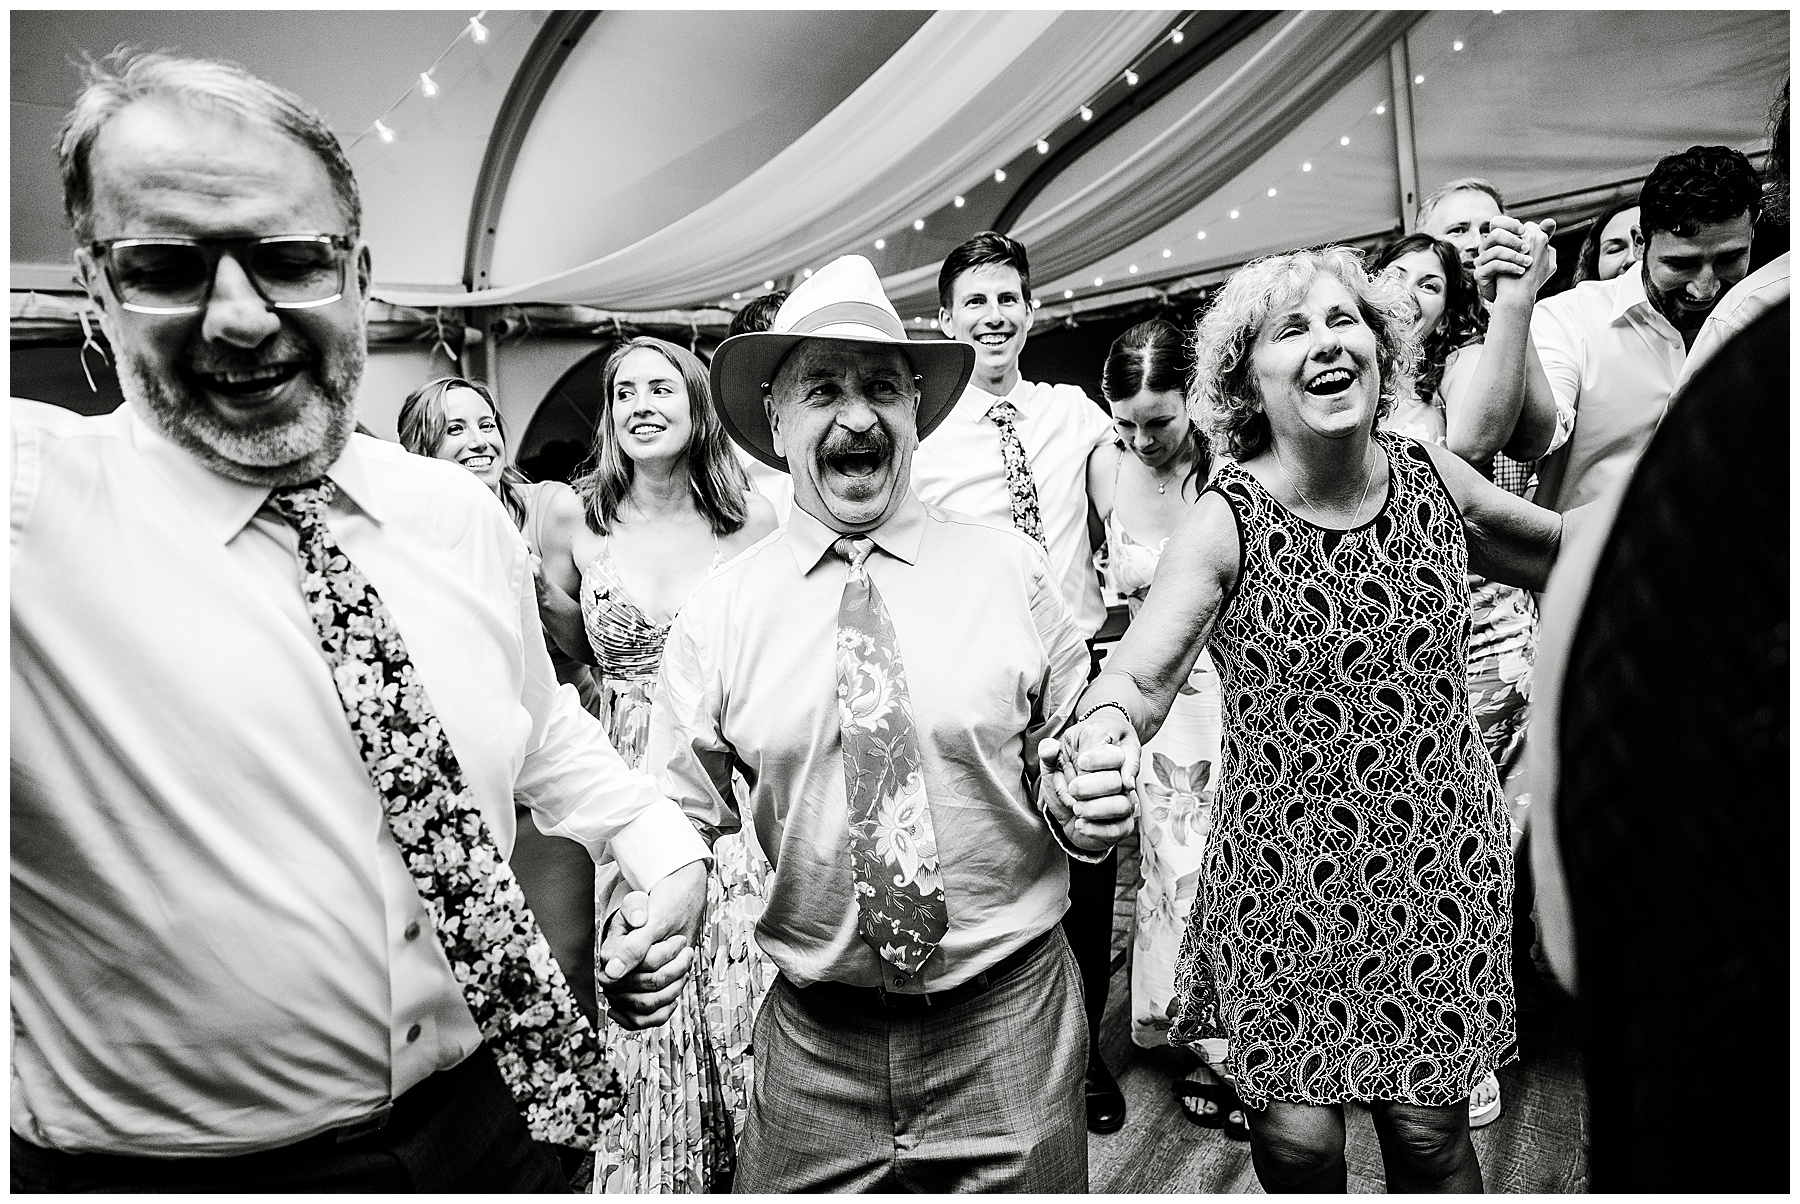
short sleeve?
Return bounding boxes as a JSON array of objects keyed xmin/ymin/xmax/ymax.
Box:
[{"xmin": 1529, "ymin": 297, "xmax": 1584, "ymax": 418}]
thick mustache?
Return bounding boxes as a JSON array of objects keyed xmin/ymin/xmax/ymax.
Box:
[{"xmin": 822, "ymin": 432, "xmax": 892, "ymax": 458}]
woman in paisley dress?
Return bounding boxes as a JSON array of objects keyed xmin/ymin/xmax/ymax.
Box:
[
  {"xmin": 1371, "ymin": 232, "xmax": 1573, "ymax": 1127},
  {"xmin": 1062, "ymin": 248, "xmax": 1575, "ymax": 1192},
  {"xmin": 533, "ymin": 336, "xmax": 778, "ymax": 1192},
  {"xmin": 398, "ymin": 376, "xmax": 604, "ymax": 1028},
  {"xmin": 1086, "ymin": 320, "xmax": 1244, "ymax": 1141}
]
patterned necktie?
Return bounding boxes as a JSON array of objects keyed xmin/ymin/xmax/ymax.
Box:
[
  {"xmin": 267, "ymin": 480, "xmax": 619, "ymax": 1147},
  {"xmin": 985, "ymin": 399, "xmax": 1047, "ymax": 549},
  {"xmin": 832, "ymin": 536, "xmax": 948, "ymax": 975}
]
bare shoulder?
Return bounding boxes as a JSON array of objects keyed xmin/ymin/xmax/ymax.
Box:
[
  {"xmin": 1086, "ymin": 439, "xmax": 1123, "ymax": 510},
  {"xmin": 1176, "ymin": 486, "xmax": 1243, "ymax": 591}
]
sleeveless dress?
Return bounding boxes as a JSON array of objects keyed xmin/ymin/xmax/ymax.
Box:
[
  {"xmin": 580, "ymin": 543, "xmax": 777, "ymax": 1193},
  {"xmin": 1384, "ymin": 346, "xmax": 1540, "ymax": 842},
  {"xmin": 1096, "ymin": 490, "xmax": 1225, "ymax": 1056},
  {"xmin": 1168, "ymin": 432, "xmax": 1516, "ymax": 1108}
]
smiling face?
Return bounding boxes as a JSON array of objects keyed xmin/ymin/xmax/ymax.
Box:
[
  {"xmin": 1638, "ymin": 211, "xmax": 1754, "ymax": 332},
  {"xmin": 939, "ymin": 264, "xmax": 1034, "ymax": 394},
  {"xmin": 1250, "ymin": 274, "xmax": 1383, "ymax": 448},
  {"xmin": 1387, "ymin": 249, "xmax": 1448, "ymax": 341},
  {"xmin": 768, "ymin": 340, "xmax": 919, "ymax": 533},
  {"xmin": 1596, "ymin": 206, "xmax": 1640, "ymax": 281},
  {"xmin": 77, "ymin": 98, "xmax": 368, "ymax": 487},
  {"xmin": 435, "ymin": 387, "xmax": 504, "ymax": 489},
  {"xmin": 609, "ymin": 345, "xmax": 695, "ymax": 467},
  {"xmin": 1112, "ymin": 388, "xmax": 1190, "ymax": 469},
  {"xmin": 1421, "ymin": 189, "xmax": 1502, "ymax": 268}
]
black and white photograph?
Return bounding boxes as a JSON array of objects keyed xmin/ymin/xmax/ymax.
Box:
[{"xmin": 9, "ymin": 7, "xmax": 1788, "ymax": 1194}]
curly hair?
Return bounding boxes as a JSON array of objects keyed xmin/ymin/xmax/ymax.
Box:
[
  {"xmin": 1639, "ymin": 145, "xmax": 1762, "ymax": 240},
  {"xmin": 571, "ymin": 337, "xmax": 750, "ymax": 536},
  {"xmin": 1370, "ymin": 233, "xmax": 1487, "ymax": 403},
  {"xmin": 397, "ymin": 377, "xmax": 529, "ymax": 528},
  {"xmin": 1189, "ymin": 246, "xmax": 1418, "ymax": 461}
]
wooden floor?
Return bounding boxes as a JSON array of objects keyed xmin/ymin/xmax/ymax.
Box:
[{"xmin": 1088, "ymin": 888, "xmax": 1591, "ymax": 1193}]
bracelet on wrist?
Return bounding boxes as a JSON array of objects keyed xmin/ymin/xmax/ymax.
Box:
[{"xmin": 1075, "ymin": 700, "xmax": 1133, "ymax": 730}]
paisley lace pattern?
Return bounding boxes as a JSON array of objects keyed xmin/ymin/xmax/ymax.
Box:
[
  {"xmin": 579, "ymin": 546, "xmax": 776, "ymax": 1191},
  {"xmin": 268, "ymin": 482, "xmax": 615, "ymax": 1148},
  {"xmin": 1168, "ymin": 434, "xmax": 1517, "ymax": 1108}
]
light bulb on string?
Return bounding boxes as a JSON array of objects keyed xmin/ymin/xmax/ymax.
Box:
[
  {"xmin": 1196, "ymin": 230, "xmax": 1207, "ymax": 240},
  {"xmin": 1036, "ymin": 139, "xmax": 1050, "ymax": 154},
  {"xmin": 1128, "ymin": 264, "xmax": 1138, "ymax": 274},
  {"xmin": 1340, "ymin": 136, "xmax": 1351, "ymax": 146},
  {"xmin": 913, "ymin": 218, "xmax": 924, "ymax": 231},
  {"xmin": 763, "ymin": 280, "xmax": 774, "ymax": 290},
  {"xmin": 1414, "ymin": 74, "xmax": 1424, "ymax": 85},
  {"xmin": 419, "ymin": 72, "xmax": 439, "ymax": 98},
  {"xmin": 1170, "ymin": 28, "xmax": 1184, "ymax": 44},
  {"xmin": 732, "ymin": 292, "xmax": 742, "ymax": 300},
  {"xmin": 1229, "ymin": 209, "xmax": 1239, "ymax": 219},
  {"xmin": 953, "ymin": 195, "xmax": 965, "ymax": 208},
  {"xmin": 1064, "ymin": 289, "xmax": 1074, "ymax": 299},
  {"xmin": 1453, "ymin": 40, "xmax": 1465, "ymax": 51},
  {"xmin": 1094, "ymin": 276, "xmax": 1105, "ymax": 287},
  {"xmin": 1162, "ymin": 248, "xmax": 1172, "ymax": 258},
  {"xmin": 803, "ymin": 268, "xmax": 813, "ymax": 278},
  {"xmin": 874, "ymin": 238, "xmax": 886, "ymax": 250},
  {"xmin": 468, "ymin": 13, "xmax": 489, "ymax": 43},
  {"xmin": 1376, "ymin": 102, "xmax": 1387, "ymax": 115},
  {"xmin": 1267, "ymin": 187, "xmax": 1278, "ymax": 197},
  {"xmin": 994, "ymin": 168, "xmax": 1006, "ymax": 183},
  {"xmin": 374, "ymin": 120, "xmax": 395, "ymax": 143},
  {"xmin": 1124, "ymin": 70, "xmax": 1139, "ymax": 86},
  {"xmin": 1079, "ymin": 105, "xmax": 1093, "ymax": 121},
  {"xmin": 1302, "ymin": 162, "xmax": 1312, "ymax": 172}
]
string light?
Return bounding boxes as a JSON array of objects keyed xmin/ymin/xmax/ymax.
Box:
[
  {"xmin": 1170, "ymin": 28, "xmax": 1184, "ymax": 43},
  {"xmin": 1094, "ymin": 276, "xmax": 1105, "ymax": 287},
  {"xmin": 1376, "ymin": 102, "xmax": 1388, "ymax": 115},
  {"xmin": 1125, "ymin": 69, "xmax": 1139, "ymax": 86},
  {"xmin": 374, "ymin": 120, "xmax": 395, "ymax": 143},
  {"xmin": 874, "ymin": 238, "xmax": 886, "ymax": 250},
  {"xmin": 1162, "ymin": 248, "xmax": 1172, "ymax": 257},
  {"xmin": 1064, "ymin": 289, "xmax": 1074, "ymax": 298},
  {"xmin": 913, "ymin": 218, "xmax": 925, "ymax": 231},
  {"xmin": 953, "ymin": 195, "xmax": 965, "ymax": 208},
  {"xmin": 803, "ymin": 268, "xmax": 813, "ymax": 278},
  {"xmin": 732, "ymin": 292, "xmax": 742, "ymax": 300},
  {"xmin": 1302, "ymin": 162, "xmax": 1312, "ymax": 172},
  {"xmin": 1453, "ymin": 40, "xmax": 1465, "ymax": 51},
  {"xmin": 1080, "ymin": 105, "xmax": 1093, "ymax": 122},
  {"xmin": 1414, "ymin": 73, "xmax": 1425, "ymax": 84},
  {"xmin": 419, "ymin": 72, "xmax": 439, "ymax": 98},
  {"xmin": 350, "ymin": 11, "xmax": 495, "ymax": 150},
  {"xmin": 1267, "ymin": 187, "xmax": 1278, "ymax": 197},
  {"xmin": 994, "ymin": 168, "xmax": 1007, "ymax": 183},
  {"xmin": 1036, "ymin": 139, "xmax": 1050, "ymax": 154},
  {"xmin": 1128, "ymin": 264, "xmax": 1138, "ymax": 274},
  {"xmin": 1229, "ymin": 209, "xmax": 1239, "ymax": 219},
  {"xmin": 1341, "ymin": 136, "xmax": 1351, "ymax": 146},
  {"xmin": 468, "ymin": 12, "xmax": 489, "ymax": 43},
  {"xmin": 1196, "ymin": 230, "xmax": 1207, "ymax": 239},
  {"xmin": 763, "ymin": 280, "xmax": 774, "ymax": 290}
]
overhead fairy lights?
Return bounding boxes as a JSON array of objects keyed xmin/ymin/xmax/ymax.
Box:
[
  {"xmin": 874, "ymin": 238, "xmax": 886, "ymax": 250},
  {"xmin": 913, "ymin": 218, "xmax": 925, "ymax": 230},
  {"xmin": 1080, "ymin": 105, "xmax": 1094, "ymax": 122},
  {"xmin": 1125, "ymin": 69, "xmax": 1140, "ymax": 86},
  {"xmin": 994, "ymin": 168, "xmax": 1007, "ymax": 183},
  {"xmin": 953, "ymin": 195, "xmax": 966, "ymax": 207},
  {"xmin": 1037, "ymin": 139, "xmax": 1050, "ymax": 154},
  {"xmin": 349, "ymin": 11, "xmax": 492, "ymax": 149},
  {"xmin": 1051, "ymin": 11, "xmax": 1499, "ymax": 310},
  {"xmin": 763, "ymin": 280, "xmax": 775, "ymax": 290},
  {"xmin": 1170, "ymin": 28, "xmax": 1184, "ymax": 43}
]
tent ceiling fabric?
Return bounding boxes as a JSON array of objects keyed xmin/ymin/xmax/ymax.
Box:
[
  {"xmin": 374, "ymin": 10, "xmax": 1173, "ymax": 311},
  {"xmin": 8, "ymin": 9, "xmax": 539, "ymax": 289},
  {"xmin": 487, "ymin": 10, "xmax": 931, "ymax": 289},
  {"xmin": 881, "ymin": 10, "xmax": 1420, "ymax": 312}
]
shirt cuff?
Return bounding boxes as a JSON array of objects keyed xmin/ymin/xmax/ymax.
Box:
[{"xmin": 608, "ymin": 799, "xmax": 712, "ymax": 893}]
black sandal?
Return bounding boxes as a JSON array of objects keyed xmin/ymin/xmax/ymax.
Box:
[{"xmin": 1173, "ymin": 1077, "xmax": 1251, "ymax": 1143}]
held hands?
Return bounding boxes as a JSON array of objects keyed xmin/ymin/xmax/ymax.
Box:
[
  {"xmin": 596, "ymin": 859, "xmax": 708, "ymax": 1030},
  {"xmin": 1475, "ymin": 214, "xmax": 1558, "ymax": 304},
  {"xmin": 1040, "ymin": 708, "xmax": 1141, "ymax": 855}
]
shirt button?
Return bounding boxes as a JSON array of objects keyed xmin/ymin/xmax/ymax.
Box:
[
  {"xmin": 403, "ymin": 919, "xmax": 421, "ymax": 941},
  {"xmin": 406, "ymin": 1023, "xmax": 422, "ymax": 1043}
]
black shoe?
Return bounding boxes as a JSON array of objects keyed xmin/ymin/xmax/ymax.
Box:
[{"xmin": 1085, "ymin": 1052, "xmax": 1126, "ymax": 1134}]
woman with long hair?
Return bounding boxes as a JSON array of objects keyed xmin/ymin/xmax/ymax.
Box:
[
  {"xmin": 1059, "ymin": 247, "xmax": 1573, "ymax": 1192},
  {"xmin": 396, "ymin": 376, "xmax": 604, "ymax": 1031},
  {"xmin": 1571, "ymin": 200, "xmax": 1641, "ymax": 285},
  {"xmin": 1087, "ymin": 320, "xmax": 1244, "ymax": 1141},
  {"xmin": 536, "ymin": 336, "xmax": 777, "ymax": 1192}
]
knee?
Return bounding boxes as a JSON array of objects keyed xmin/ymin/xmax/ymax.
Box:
[
  {"xmin": 1375, "ymin": 1104, "xmax": 1467, "ymax": 1175},
  {"xmin": 1252, "ymin": 1116, "xmax": 1343, "ymax": 1183}
]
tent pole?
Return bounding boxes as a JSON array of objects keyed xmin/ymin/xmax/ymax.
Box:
[{"xmin": 1388, "ymin": 39, "xmax": 1422, "ymax": 232}]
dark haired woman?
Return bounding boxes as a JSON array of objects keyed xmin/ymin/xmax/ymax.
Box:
[
  {"xmin": 534, "ymin": 336, "xmax": 778, "ymax": 1192},
  {"xmin": 1571, "ymin": 201, "xmax": 1640, "ymax": 286},
  {"xmin": 1086, "ymin": 320, "xmax": 1244, "ymax": 1141},
  {"xmin": 397, "ymin": 377, "xmax": 605, "ymax": 1029},
  {"xmin": 1371, "ymin": 232, "xmax": 1571, "ymax": 1129}
]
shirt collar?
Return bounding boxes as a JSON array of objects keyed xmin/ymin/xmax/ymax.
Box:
[
  {"xmin": 127, "ymin": 402, "xmax": 385, "ymax": 544},
  {"xmin": 1608, "ymin": 266, "xmax": 1653, "ymax": 325},
  {"xmin": 962, "ymin": 375, "xmax": 1035, "ymax": 418},
  {"xmin": 783, "ymin": 489, "xmax": 926, "ymax": 575}
]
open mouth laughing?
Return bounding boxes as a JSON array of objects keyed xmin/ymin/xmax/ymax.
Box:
[
  {"xmin": 190, "ymin": 361, "xmax": 307, "ymax": 403},
  {"xmin": 1304, "ymin": 367, "xmax": 1356, "ymax": 396}
]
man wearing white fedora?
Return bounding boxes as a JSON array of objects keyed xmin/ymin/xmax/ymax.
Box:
[{"xmin": 647, "ymin": 255, "xmax": 1137, "ymax": 1191}]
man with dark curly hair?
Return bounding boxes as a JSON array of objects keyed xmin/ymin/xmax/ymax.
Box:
[{"xmin": 1525, "ymin": 144, "xmax": 1760, "ymax": 516}]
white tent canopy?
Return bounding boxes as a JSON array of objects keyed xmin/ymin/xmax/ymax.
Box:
[{"xmin": 11, "ymin": 9, "xmax": 1788, "ymax": 324}]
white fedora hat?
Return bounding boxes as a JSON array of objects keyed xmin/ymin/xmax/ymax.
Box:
[{"xmin": 709, "ymin": 255, "xmax": 975, "ymax": 471}]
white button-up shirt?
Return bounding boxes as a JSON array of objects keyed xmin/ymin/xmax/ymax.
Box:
[
  {"xmin": 11, "ymin": 399, "xmax": 708, "ymax": 1156},
  {"xmin": 910, "ymin": 378, "xmax": 1114, "ymax": 638},
  {"xmin": 1675, "ymin": 251, "xmax": 1789, "ymax": 391},
  {"xmin": 648, "ymin": 494, "xmax": 1092, "ymax": 995},
  {"xmin": 1529, "ymin": 269, "xmax": 1686, "ymax": 515}
]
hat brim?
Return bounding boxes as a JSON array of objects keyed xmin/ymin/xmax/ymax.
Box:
[{"xmin": 709, "ymin": 331, "xmax": 976, "ymax": 472}]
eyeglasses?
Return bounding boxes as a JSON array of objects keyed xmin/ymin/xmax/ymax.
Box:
[{"xmin": 87, "ymin": 234, "xmax": 355, "ymax": 315}]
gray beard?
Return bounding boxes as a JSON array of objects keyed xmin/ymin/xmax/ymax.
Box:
[{"xmin": 118, "ymin": 342, "xmax": 364, "ymax": 488}]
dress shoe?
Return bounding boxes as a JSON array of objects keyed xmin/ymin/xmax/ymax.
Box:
[{"xmin": 1084, "ymin": 1051, "xmax": 1126, "ymax": 1134}]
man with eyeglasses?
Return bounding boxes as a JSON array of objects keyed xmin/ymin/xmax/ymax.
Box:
[{"xmin": 11, "ymin": 51, "xmax": 709, "ymax": 1192}]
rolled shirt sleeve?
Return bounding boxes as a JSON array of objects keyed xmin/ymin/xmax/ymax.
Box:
[{"xmin": 645, "ymin": 616, "xmax": 743, "ymax": 848}]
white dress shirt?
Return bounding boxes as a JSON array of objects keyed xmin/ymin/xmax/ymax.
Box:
[
  {"xmin": 647, "ymin": 494, "xmax": 1093, "ymax": 996},
  {"xmin": 11, "ymin": 399, "xmax": 708, "ymax": 1156},
  {"xmin": 1529, "ymin": 269, "xmax": 1686, "ymax": 515},
  {"xmin": 910, "ymin": 378, "xmax": 1114, "ymax": 638},
  {"xmin": 1675, "ymin": 251, "xmax": 1789, "ymax": 390}
]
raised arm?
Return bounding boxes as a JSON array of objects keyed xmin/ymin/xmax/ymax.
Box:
[
  {"xmin": 1421, "ymin": 440, "xmax": 1567, "ymax": 591},
  {"xmin": 1455, "ymin": 215, "xmax": 1563, "ymax": 463}
]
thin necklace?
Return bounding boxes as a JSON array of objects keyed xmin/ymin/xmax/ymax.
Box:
[
  {"xmin": 1153, "ymin": 429, "xmax": 1198, "ymax": 495},
  {"xmin": 1275, "ymin": 440, "xmax": 1375, "ymax": 524}
]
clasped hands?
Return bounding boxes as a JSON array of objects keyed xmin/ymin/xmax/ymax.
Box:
[
  {"xmin": 1475, "ymin": 213, "xmax": 1559, "ymax": 303},
  {"xmin": 596, "ymin": 858, "xmax": 708, "ymax": 1030},
  {"xmin": 1039, "ymin": 706, "xmax": 1141, "ymax": 855}
]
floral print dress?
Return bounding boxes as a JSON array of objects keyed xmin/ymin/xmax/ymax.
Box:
[
  {"xmin": 581, "ymin": 546, "xmax": 777, "ymax": 1193},
  {"xmin": 1098, "ymin": 508, "xmax": 1226, "ymax": 1058}
]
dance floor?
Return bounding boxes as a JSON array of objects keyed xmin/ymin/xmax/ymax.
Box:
[{"xmin": 1091, "ymin": 842, "xmax": 1590, "ymax": 1193}]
